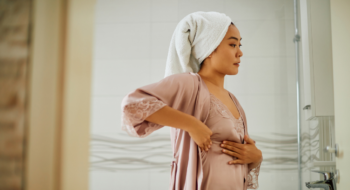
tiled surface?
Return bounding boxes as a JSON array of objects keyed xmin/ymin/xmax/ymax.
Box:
[
  {"xmin": 90, "ymin": 0, "xmax": 302, "ymax": 189},
  {"xmin": 93, "ymin": 23, "xmax": 152, "ymax": 60},
  {"xmin": 225, "ymin": 56, "xmax": 296, "ymax": 96},
  {"xmin": 151, "ymin": 22, "xmax": 178, "ymax": 59},
  {"xmin": 224, "ymin": 0, "xmax": 294, "ymax": 20},
  {"xmin": 233, "ymin": 20, "xmax": 295, "ymax": 57},
  {"xmin": 90, "ymin": 171, "xmax": 151, "ymax": 189},
  {"xmin": 90, "ymin": 97, "xmax": 123, "ymax": 134},
  {"xmin": 95, "ymin": 0, "xmax": 152, "ymax": 23},
  {"xmin": 91, "ymin": 59, "xmax": 152, "ymax": 96}
]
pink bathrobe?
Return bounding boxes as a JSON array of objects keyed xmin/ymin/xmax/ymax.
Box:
[{"xmin": 121, "ymin": 72, "xmax": 261, "ymax": 190}]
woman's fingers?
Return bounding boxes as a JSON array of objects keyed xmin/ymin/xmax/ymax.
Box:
[
  {"xmin": 189, "ymin": 123, "xmax": 213, "ymax": 152},
  {"xmin": 207, "ymin": 139, "xmax": 212, "ymax": 150},
  {"xmin": 207, "ymin": 141, "xmax": 211, "ymax": 150},
  {"xmin": 221, "ymin": 144, "xmax": 242, "ymax": 154},
  {"xmin": 202, "ymin": 143, "xmax": 208, "ymax": 151},
  {"xmin": 204, "ymin": 139, "xmax": 211, "ymax": 151},
  {"xmin": 222, "ymin": 149, "xmax": 243, "ymax": 159},
  {"xmin": 200, "ymin": 141, "xmax": 207, "ymax": 150},
  {"xmin": 199, "ymin": 140, "xmax": 212, "ymax": 152},
  {"xmin": 201, "ymin": 142, "xmax": 207, "ymax": 151}
]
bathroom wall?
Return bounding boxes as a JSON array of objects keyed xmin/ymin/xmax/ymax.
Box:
[{"xmin": 90, "ymin": 0, "xmax": 300, "ymax": 189}]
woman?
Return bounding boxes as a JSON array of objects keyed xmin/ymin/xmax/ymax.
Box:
[{"xmin": 121, "ymin": 11, "xmax": 262, "ymax": 190}]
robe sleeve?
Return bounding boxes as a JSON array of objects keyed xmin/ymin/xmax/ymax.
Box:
[
  {"xmin": 121, "ymin": 73, "xmax": 197, "ymax": 138},
  {"xmin": 247, "ymin": 139, "xmax": 262, "ymax": 189}
]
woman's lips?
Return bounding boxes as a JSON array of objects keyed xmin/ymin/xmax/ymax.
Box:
[{"xmin": 234, "ymin": 63, "xmax": 240, "ymax": 67}]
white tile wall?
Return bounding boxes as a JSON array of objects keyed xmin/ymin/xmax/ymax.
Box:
[
  {"xmin": 91, "ymin": 59, "xmax": 152, "ymax": 96},
  {"xmin": 90, "ymin": 0, "xmax": 300, "ymax": 189},
  {"xmin": 232, "ymin": 19, "xmax": 295, "ymax": 57},
  {"xmin": 151, "ymin": 22, "xmax": 178, "ymax": 59},
  {"xmin": 90, "ymin": 171, "xmax": 150, "ymax": 190},
  {"xmin": 93, "ymin": 23, "xmax": 152, "ymax": 60},
  {"xmin": 90, "ymin": 97, "xmax": 123, "ymax": 134},
  {"xmin": 95, "ymin": 0, "xmax": 152, "ymax": 23},
  {"xmin": 224, "ymin": 0, "xmax": 294, "ymax": 21},
  {"xmin": 151, "ymin": 0, "xmax": 178, "ymax": 22}
]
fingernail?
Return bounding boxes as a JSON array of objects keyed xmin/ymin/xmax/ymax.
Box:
[{"xmin": 221, "ymin": 144, "xmax": 224, "ymax": 147}]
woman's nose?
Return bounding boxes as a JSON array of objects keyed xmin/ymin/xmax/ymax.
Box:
[{"xmin": 238, "ymin": 49, "xmax": 243, "ymax": 57}]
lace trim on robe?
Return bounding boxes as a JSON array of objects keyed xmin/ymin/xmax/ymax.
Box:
[
  {"xmin": 121, "ymin": 97, "xmax": 167, "ymax": 137},
  {"xmin": 247, "ymin": 159, "xmax": 262, "ymax": 189},
  {"xmin": 209, "ymin": 93, "xmax": 244, "ymax": 136}
]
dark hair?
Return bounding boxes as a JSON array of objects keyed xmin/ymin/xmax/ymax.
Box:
[{"xmin": 199, "ymin": 22, "xmax": 235, "ymax": 70}]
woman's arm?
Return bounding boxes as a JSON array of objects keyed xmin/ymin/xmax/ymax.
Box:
[
  {"xmin": 121, "ymin": 73, "xmax": 214, "ymax": 151},
  {"xmin": 145, "ymin": 105, "xmax": 213, "ymax": 152}
]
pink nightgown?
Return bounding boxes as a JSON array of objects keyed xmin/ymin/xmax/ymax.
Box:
[
  {"xmin": 121, "ymin": 72, "xmax": 261, "ymax": 190},
  {"xmin": 200, "ymin": 92, "xmax": 249, "ymax": 190}
]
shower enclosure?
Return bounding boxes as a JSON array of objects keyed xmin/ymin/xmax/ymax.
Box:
[{"xmin": 89, "ymin": 0, "xmax": 337, "ymax": 189}]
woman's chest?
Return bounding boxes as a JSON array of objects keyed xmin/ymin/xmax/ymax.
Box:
[
  {"xmin": 205, "ymin": 93, "xmax": 245, "ymax": 143},
  {"xmin": 205, "ymin": 88, "xmax": 241, "ymax": 120}
]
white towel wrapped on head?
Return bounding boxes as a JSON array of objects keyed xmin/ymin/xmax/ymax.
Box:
[{"xmin": 164, "ymin": 11, "xmax": 232, "ymax": 78}]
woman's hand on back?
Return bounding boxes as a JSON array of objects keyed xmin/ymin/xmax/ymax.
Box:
[{"xmin": 186, "ymin": 122, "xmax": 213, "ymax": 152}]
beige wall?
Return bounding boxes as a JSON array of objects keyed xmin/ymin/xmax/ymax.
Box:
[{"xmin": 26, "ymin": 0, "xmax": 95, "ymax": 190}]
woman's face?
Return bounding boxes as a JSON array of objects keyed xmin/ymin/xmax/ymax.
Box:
[{"xmin": 203, "ymin": 24, "xmax": 243, "ymax": 75}]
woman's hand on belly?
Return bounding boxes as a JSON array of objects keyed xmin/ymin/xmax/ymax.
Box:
[{"xmin": 220, "ymin": 135, "xmax": 262, "ymax": 165}]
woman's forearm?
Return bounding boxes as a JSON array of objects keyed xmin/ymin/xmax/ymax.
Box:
[
  {"xmin": 145, "ymin": 105, "xmax": 200, "ymax": 132},
  {"xmin": 145, "ymin": 105, "xmax": 213, "ymax": 151}
]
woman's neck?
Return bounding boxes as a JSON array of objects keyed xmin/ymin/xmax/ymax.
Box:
[{"xmin": 197, "ymin": 71, "xmax": 226, "ymax": 91}]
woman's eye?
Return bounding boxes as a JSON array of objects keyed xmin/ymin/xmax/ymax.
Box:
[{"xmin": 231, "ymin": 44, "xmax": 242, "ymax": 48}]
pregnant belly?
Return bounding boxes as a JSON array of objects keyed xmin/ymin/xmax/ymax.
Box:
[{"xmin": 200, "ymin": 141, "xmax": 246, "ymax": 190}]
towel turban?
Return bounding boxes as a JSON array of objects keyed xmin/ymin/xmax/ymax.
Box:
[{"xmin": 164, "ymin": 11, "xmax": 232, "ymax": 78}]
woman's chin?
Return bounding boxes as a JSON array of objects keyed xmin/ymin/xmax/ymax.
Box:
[{"xmin": 227, "ymin": 70, "xmax": 239, "ymax": 75}]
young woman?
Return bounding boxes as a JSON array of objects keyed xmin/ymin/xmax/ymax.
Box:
[{"xmin": 121, "ymin": 11, "xmax": 263, "ymax": 190}]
